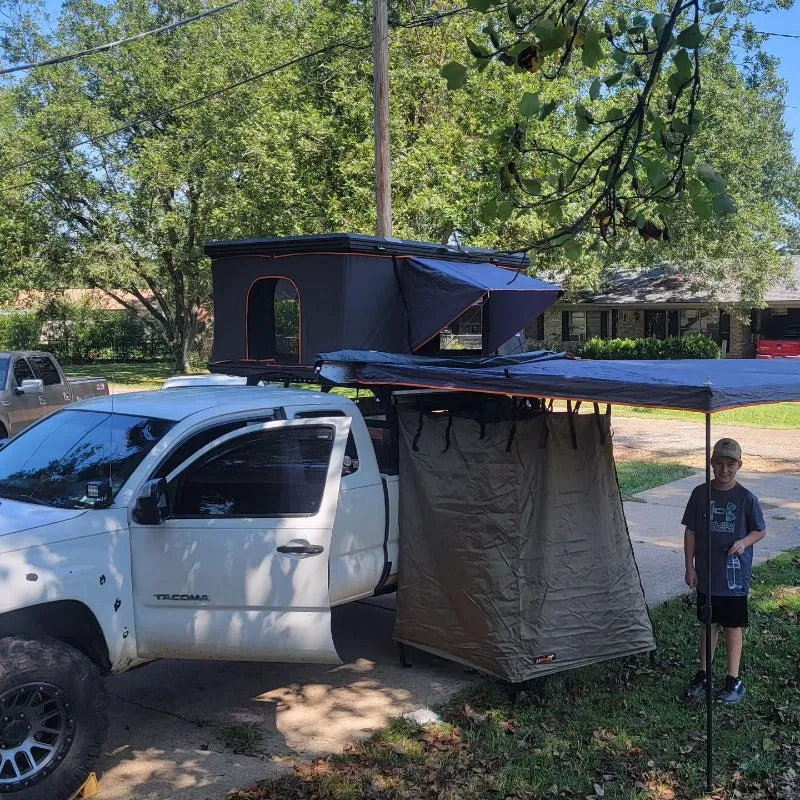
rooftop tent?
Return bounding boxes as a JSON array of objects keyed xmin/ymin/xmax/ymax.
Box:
[
  {"xmin": 204, "ymin": 235, "xmax": 560, "ymax": 368},
  {"xmin": 317, "ymin": 349, "xmax": 800, "ymax": 411}
]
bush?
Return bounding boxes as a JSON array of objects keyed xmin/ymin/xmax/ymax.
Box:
[
  {"xmin": 0, "ymin": 300, "xmax": 172, "ymax": 363},
  {"xmin": 583, "ymin": 333, "xmax": 720, "ymax": 360}
]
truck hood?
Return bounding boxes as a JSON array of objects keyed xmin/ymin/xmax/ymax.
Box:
[{"xmin": 0, "ymin": 498, "xmax": 86, "ymax": 539}]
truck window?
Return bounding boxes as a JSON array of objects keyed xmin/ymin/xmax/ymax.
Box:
[
  {"xmin": 30, "ymin": 355, "xmax": 62, "ymax": 386},
  {"xmin": 294, "ymin": 410, "xmax": 359, "ymax": 475},
  {"xmin": 171, "ymin": 425, "xmax": 334, "ymax": 517},
  {"xmin": 13, "ymin": 357, "xmax": 35, "ymax": 386},
  {"xmin": 0, "ymin": 409, "xmax": 174, "ymax": 508},
  {"xmin": 153, "ymin": 414, "xmax": 280, "ymax": 478}
]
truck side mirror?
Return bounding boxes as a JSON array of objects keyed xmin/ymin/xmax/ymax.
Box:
[
  {"xmin": 132, "ymin": 478, "xmax": 170, "ymax": 525},
  {"xmin": 16, "ymin": 379, "xmax": 44, "ymax": 396}
]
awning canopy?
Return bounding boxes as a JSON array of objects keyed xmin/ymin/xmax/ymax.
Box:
[
  {"xmin": 317, "ymin": 350, "xmax": 800, "ymax": 412},
  {"xmin": 399, "ymin": 257, "xmax": 561, "ymax": 353}
]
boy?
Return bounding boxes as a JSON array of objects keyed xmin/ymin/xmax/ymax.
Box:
[{"xmin": 682, "ymin": 438, "xmax": 766, "ymax": 704}]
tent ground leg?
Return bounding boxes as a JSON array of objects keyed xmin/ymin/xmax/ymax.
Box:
[
  {"xmin": 396, "ymin": 641, "xmax": 412, "ymax": 668},
  {"xmin": 705, "ymin": 412, "xmax": 714, "ymax": 791}
]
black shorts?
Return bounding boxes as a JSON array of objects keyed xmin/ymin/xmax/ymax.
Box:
[{"xmin": 696, "ymin": 592, "xmax": 749, "ymax": 628}]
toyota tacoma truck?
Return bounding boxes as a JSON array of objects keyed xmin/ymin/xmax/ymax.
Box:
[
  {"xmin": 756, "ymin": 325, "xmax": 800, "ymax": 359},
  {"xmin": 0, "ymin": 386, "xmax": 398, "ymax": 798},
  {"xmin": 0, "ymin": 351, "xmax": 109, "ymax": 437}
]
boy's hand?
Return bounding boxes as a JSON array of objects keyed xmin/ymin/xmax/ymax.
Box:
[
  {"xmin": 729, "ymin": 540, "xmax": 747, "ymax": 556},
  {"xmin": 685, "ymin": 566, "xmax": 698, "ymax": 588}
]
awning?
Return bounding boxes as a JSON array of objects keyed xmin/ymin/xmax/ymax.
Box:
[
  {"xmin": 317, "ymin": 350, "xmax": 800, "ymax": 412},
  {"xmin": 399, "ymin": 257, "xmax": 561, "ymax": 353}
]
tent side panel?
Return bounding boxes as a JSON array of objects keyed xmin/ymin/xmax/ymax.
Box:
[
  {"xmin": 342, "ymin": 255, "xmax": 409, "ymax": 354},
  {"xmin": 393, "ymin": 410, "xmax": 654, "ymax": 682}
]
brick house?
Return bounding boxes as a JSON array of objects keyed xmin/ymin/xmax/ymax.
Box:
[{"xmin": 527, "ymin": 256, "xmax": 800, "ymax": 358}]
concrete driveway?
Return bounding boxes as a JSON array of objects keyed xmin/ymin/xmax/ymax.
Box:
[{"xmin": 96, "ymin": 470, "xmax": 800, "ymax": 800}]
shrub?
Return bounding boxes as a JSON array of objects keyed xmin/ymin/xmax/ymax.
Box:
[
  {"xmin": 0, "ymin": 300, "xmax": 172, "ymax": 363},
  {"xmin": 582, "ymin": 334, "xmax": 720, "ymax": 360}
]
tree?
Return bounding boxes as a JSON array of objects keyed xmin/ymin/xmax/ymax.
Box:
[{"xmin": 0, "ymin": 0, "xmax": 795, "ymax": 370}]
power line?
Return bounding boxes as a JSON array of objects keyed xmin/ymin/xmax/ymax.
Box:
[{"xmin": 0, "ymin": 0, "xmax": 247, "ymax": 77}]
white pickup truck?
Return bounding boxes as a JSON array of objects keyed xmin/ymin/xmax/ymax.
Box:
[{"xmin": 0, "ymin": 386, "xmax": 398, "ymax": 799}]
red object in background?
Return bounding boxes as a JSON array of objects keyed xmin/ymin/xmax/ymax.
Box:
[{"xmin": 756, "ymin": 325, "xmax": 800, "ymax": 358}]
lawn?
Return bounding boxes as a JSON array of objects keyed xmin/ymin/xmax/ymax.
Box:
[
  {"xmin": 613, "ymin": 403, "xmax": 800, "ymax": 429},
  {"xmin": 616, "ymin": 461, "xmax": 695, "ymax": 496},
  {"xmin": 232, "ymin": 550, "xmax": 800, "ymax": 800},
  {"xmin": 64, "ymin": 361, "xmax": 205, "ymax": 392}
]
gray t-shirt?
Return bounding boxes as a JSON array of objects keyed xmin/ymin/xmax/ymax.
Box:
[{"xmin": 682, "ymin": 483, "xmax": 766, "ymax": 596}]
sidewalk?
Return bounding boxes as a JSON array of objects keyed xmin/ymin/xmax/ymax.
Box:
[{"xmin": 625, "ymin": 470, "xmax": 800, "ymax": 606}]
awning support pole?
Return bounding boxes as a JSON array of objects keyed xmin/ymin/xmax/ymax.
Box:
[{"xmin": 705, "ymin": 412, "xmax": 714, "ymax": 791}]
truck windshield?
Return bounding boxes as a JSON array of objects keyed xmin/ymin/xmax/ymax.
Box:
[{"xmin": 0, "ymin": 409, "xmax": 174, "ymax": 509}]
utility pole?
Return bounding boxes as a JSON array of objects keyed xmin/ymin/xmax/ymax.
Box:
[{"xmin": 372, "ymin": 0, "xmax": 392, "ymax": 237}]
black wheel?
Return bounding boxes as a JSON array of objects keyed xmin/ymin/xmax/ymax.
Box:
[{"xmin": 0, "ymin": 637, "xmax": 108, "ymax": 799}]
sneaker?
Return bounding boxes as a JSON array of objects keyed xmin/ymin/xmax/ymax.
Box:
[
  {"xmin": 716, "ymin": 675, "xmax": 745, "ymax": 705},
  {"xmin": 685, "ymin": 670, "xmax": 707, "ymax": 701}
]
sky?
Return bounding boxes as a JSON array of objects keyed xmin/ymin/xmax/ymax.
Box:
[
  {"xmin": 36, "ymin": 0, "xmax": 800, "ymax": 157},
  {"xmin": 747, "ymin": 5, "xmax": 800, "ymax": 156}
]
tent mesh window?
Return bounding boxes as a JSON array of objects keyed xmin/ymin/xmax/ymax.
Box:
[{"xmin": 246, "ymin": 277, "xmax": 300, "ymax": 364}]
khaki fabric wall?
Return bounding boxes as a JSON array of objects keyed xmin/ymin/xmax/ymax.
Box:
[{"xmin": 394, "ymin": 409, "xmax": 655, "ymax": 682}]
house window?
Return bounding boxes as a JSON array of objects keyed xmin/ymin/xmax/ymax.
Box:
[
  {"xmin": 644, "ymin": 310, "xmax": 667, "ymax": 339},
  {"xmin": 562, "ymin": 310, "xmax": 609, "ymax": 342},
  {"xmin": 680, "ymin": 309, "xmax": 718, "ymax": 340}
]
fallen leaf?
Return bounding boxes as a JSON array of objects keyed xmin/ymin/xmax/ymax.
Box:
[
  {"xmin": 594, "ymin": 783, "xmax": 605, "ymax": 797},
  {"xmin": 679, "ymin": 745, "xmax": 694, "ymax": 754},
  {"xmin": 549, "ymin": 785, "xmax": 559, "ymax": 796},
  {"xmin": 541, "ymin": 721, "xmax": 555, "ymax": 732},
  {"xmin": 463, "ymin": 704, "xmax": 488, "ymax": 723},
  {"xmin": 501, "ymin": 719, "xmax": 518, "ymax": 733},
  {"xmin": 389, "ymin": 743, "xmax": 406, "ymax": 755},
  {"xmin": 627, "ymin": 746, "xmax": 644, "ymax": 756}
]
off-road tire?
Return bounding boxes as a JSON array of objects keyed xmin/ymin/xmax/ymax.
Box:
[{"xmin": 0, "ymin": 637, "xmax": 108, "ymax": 799}]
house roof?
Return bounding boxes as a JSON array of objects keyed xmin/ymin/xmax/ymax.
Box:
[
  {"xmin": 582, "ymin": 256, "xmax": 800, "ymax": 307},
  {"xmin": 7, "ymin": 288, "xmax": 153, "ymax": 312}
]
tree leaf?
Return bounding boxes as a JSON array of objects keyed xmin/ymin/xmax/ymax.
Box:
[
  {"xmin": 581, "ymin": 34, "xmax": 604, "ymax": 68},
  {"xmin": 605, "ymin": 107, "xmax": 625, "ymax": 122},
  {"xmin": 466, "ymin": 37, "xmax": 490, "ymax": 58},
  {"xmin": 712, "ymin": 193, "xmax": 737, "ymax": 215},
  {"xmin": 617, "ymin": 15, "xmax": 628, "ymax": 33},
  {"xmin": 522, "ymin": 178, "xmax": 542, "ymax": 194},
  {"xmin": 612, "ymin": 49, "xmax": 628, "ymax": 66},
  {"xmin": 519, "ymin": 92, "xmax": 540, "ymax": 117},
  {"xmin": 683, "ymin": 147, "xmax": 696, "ymax": 166},
  {"xmin": 577, "ymin": 115, "xmax": 589, "ymax": 133},
  {"xmin": 635, "ymin": 212, "xmax": 647, "ymax": 229},
  {"xmin": 604, "ymin": 71, "xmax": 624, "ymax": 87},
  {"xmin": 652, "ymin": 13, "xmax": 667, "ymax": 35},
  {"xmin": 589, "ymin": 79, "xmax": 601, "ymax": 101},
  {"xmin": 709, "ymin": 1, "xmax": 725, "ymax": 12},
  {"xmin": 441, "ymin": 61, "xmax": 468, "ymax": 89},
  {"xmin": 676, "ymin": 24, "xmax": 704, "ymax": 49},
  {"xmin": 691, "ymin": 195, "xmax": 712, "ymax": 219},
  {"xmin": 497, "ymin": 200, "xmax": 515, "ymax": 221},
  {"xmin": 564, "ymin": 239, "xmax": 582, "ymax": 260},
  {"xmin": 547, "ymin": 202, "xmax": 564, "ymax": 224},
  {"xmin": 668, "ymin": 72, "xmax": 684, "ymax": 96},
  {"xmin": 674, "ymin": 48, "xmax": 693, "ymax": 79},
  {"xmin": 467, "ymin": 0, "xmax": 492, "ymax": 11},
  {"xmin": 484, "ymin": 21, "xmax": 501, "ymax": 49},
  {"xmin": 539, "ymin": 101, "xmax": 557, "ymax": 120}
]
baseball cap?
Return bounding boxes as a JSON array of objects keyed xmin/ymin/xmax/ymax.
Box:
[{"xmin": 712, "ymin": 438, "xmax": 742, "ymax": 462}]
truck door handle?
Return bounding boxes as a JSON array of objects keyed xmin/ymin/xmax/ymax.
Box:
[{"xmin": 277, "ymin": 544, "xmax": 324, "ymax": 555}]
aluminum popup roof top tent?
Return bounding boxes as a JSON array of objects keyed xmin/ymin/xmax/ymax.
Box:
[{"xmin": 205, "ymin": 234, "xmax": 560, "ymax": 373}]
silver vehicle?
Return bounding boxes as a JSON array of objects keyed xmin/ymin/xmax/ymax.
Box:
[{"xmin": 0, "ymin": 351, "xmax": 109, "ymax": 437}]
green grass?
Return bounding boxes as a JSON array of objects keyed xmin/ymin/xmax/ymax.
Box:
[
  {"xmin": 616, "ymin": 461, "xmax": 695, "ymax": 496},
  {"xmin": 613, "ymin": 402, "xmax": 800, "ymax": 429},
  {"xmin": 64, "ymin": 361, "xmax": 185, "ymax": 392},
  {"xmin": 218, "ymin": 722, "xmax": 265, "ymax": 756},
  {"xmin": 231, "ymin": 551, "xmax": 800, "ymax": 800}
]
